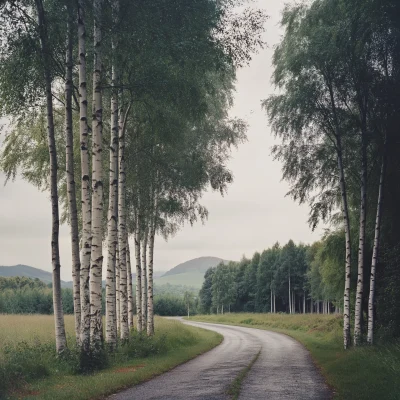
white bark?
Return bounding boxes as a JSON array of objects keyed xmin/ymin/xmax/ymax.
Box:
[
  {"xmin": 288, "ymin": 273, "xmax": 291, "ymax": 314},
  {"xmin": 116, "ymin": 247, "xmax": 120, "ymax": 332},
  {"xmin": 90, "ymin": 0, "xmax": 104, "ymax": 351},
  {"xmin": 367, "ymin": 154, "xmax": 386, "ymax": 344},
  {"xmin": 270, "ymin": 290, "xmax": 273, "ymax": 313},
  {"xmin": 141, "ymin": 232, "xmax": 148, "ymax": 328},
  {"xmin": 147, "ymin": 211, "xmax": 156, "ymax": 335},
  {"xmin": 127, "ymin": 239, "xmax": 134, "ymax": 329},
  {"xmin": 303, "ymin": 293, "xmax": 306, "ymax": 314},
  {"xmin": 118, "ymin": 105, "xmax": 130, "ymax": 341},
  {"xmin": 78, "ymin": 0, "xmax": 91, "ymax": 353},
  {"xmin": 105, "ymin": 0, "xmax": 119, "ymax": 349},
  {"xmin": 135, "ymin": 215, "xmax": 142, "ymax": 332},
  {"xmin": 329, "ymin": 84, "xmax": 352, "ymax": 349},
  {"xmin": 354, "ymin": 137, "xmax": 367, "ymax": 346},
  {"xmin": 65, "ymin": 5, "xmax": 81, "ymax": 343},
  {"xmin": 35, "ymin": 0, "xmax": 67, "ymax": 353}
]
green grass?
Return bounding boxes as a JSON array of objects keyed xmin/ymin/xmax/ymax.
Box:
[
  {"xmin": 155, "ymin": 271, "xmax": 204, "ymax": 288},
  {"xmin": 188, "ymin": 313, "xmax": 400, "ymax": 400},
  {"xmin": 0, "ymin": 315, "xmax": 222, "ymax": 400},
  {"xmin": 227, "ymin": 350, "xmax": 260, "ymax": 400}
]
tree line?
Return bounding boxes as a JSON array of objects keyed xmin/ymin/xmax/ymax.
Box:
[
  {"xmin": 0, "ymin": 276, "xmax": 192, "ymax": 316},
  {"xmin": 0, "ymin": 0, "xmax": 265, "ymax": 359},
  {"xmin": 264, "ymin": 0, "xmax": 400, "ymax": 348},
  {"xmin": 199, "ymin": 239, "xmax": 340, "ymax": 316}
]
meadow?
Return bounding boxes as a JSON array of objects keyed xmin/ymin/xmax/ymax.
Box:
[
  {"xmin": 0, "ymin": 315, "xmax": 222, "ymax": 400},
  {"xmin": 189, "ymin": 313, "xmax": 400, "ymax": 400}
]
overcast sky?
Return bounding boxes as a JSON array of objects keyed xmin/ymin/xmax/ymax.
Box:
[{"xmin": 0, "ymin": 0, "xmax": 323, "ymax": 281}]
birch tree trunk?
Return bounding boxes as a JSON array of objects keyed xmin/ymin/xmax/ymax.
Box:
[
  {"xmin": 35, "ymin": 0, "xmax": 67, "ymax": 354},
  {"xmin": 303, "ymin": 293, "xmax": 306, "ymax": 314},
  {"xmin": 78, "ymin": 0, "xmax": 91, "ymax": 353},
  {"xmin": 116, "ymin": 247, "xmax": 120, "ymax": 332},
  {"xmin": 127, "ymin": 239, "xmax": 134, "ymax": 329},
  {"xmin": 288, "ymin": 273, "xmax": 291, "ymax": 314},
  {"xmin": 118, "ymin": 106, "xmax": 130, "ymax": 341},
  {"xmin": 338, "ymin": 143, "xmax": 352, "ymax": 349},
  {"xmin": 105, "ymin": 0, "xmax": 119, "ymax": 349},
  {"xmin": 65, "ymin": 5, "xmax": 81, "ymax": 343},
  {"xmin": 270, "ymin": 290, "xmax": 273, "ymax": 313},
  {"xmin": 141, "ymin": 231, "xmax": 148, "ymax": 328},
  {"xmin": 135, "ymin": 214, "xmax": 142, "ymax": 332},
  {"xmin": 89, "ymin": 0, "xmax": 104, "ymax": 351},
  {"xmin": 367, "ymin": 153, "xmax": 386, "ymax": 344},
  {"xmin": 147, "ymin": 206, "xmax": 156, "ymax": 336},
  {"xmin": 329, "ymin": 83, "xmax": 352, "ymax": 349},
  {"xmin": 354, "ymin": 136, "xmax": 368, "ymax": 346},
  {"xmin": 273, "ymin": 292, "xmax": 276, "ymax": 313}
]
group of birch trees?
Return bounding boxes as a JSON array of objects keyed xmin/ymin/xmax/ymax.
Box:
[
  {"xmin": 266, "ymin": 0, "xmax": 400, "ymax": 348},
  {"xmin": 0, "ymin": 0, "xmax": 265, "ymax": 357}
]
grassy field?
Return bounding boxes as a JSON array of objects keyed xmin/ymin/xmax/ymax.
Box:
[
  {"xmin": 188, "ymin": 313, "xmax": 400, "ymax": 400},
  {"xmin": 0, "ymin": 315, "xmax": 222, "ymax": 400}
]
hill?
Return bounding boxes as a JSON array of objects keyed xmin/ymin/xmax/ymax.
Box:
[
  {"xmin": 0, "ymin": 265, "xmax": 72, "ymax": 288},
  {"xmin": 155, "ymin": 257, "xmax": 229, "ymax": 289}
]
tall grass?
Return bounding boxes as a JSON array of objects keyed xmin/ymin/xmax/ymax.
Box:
[{"xmin": 0, "ymin": 315, "xmax": 221, "ymax": 400}]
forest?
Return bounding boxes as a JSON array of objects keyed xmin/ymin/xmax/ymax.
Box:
[
  {"xmin": 262, "ymin": 0, "xmax": 400, "ymax": 348},
  {"xmin": 199, "ymin": 0, "xmax": 400, "ymax": 349},
  {"xmin": 0, "ymin": 0, "xmax": 265, "ymax": 364}
]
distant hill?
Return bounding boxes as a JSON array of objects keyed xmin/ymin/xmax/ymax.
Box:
[
  {"xmin": 0, "ymin": 265, "xmax": 72, "ymax": 288},
  {"xmin": 155, "ymin": 257, "xmax": 229, "ymax": 289},
  {"xmin": 0, "ymin": 257, "xmax": 228, "ymax": 291}
]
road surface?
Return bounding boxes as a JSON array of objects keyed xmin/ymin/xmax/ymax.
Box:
[{"xmin": 109, "ymin": 319, "xmax": 332, "ymax": 400}]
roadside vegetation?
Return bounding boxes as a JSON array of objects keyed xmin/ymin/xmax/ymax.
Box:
[
  {"xmin": 189, "ymin": 313, "xmax": 400, "ymax": 400},
  {"xmin": 0, "ymin": 315, "xmax": 222, "ymax": 400}
]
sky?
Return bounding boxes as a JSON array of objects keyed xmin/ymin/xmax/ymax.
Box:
[{"xmin": 0, "ymin": 0, "xmax": 323, "ymax": 281}]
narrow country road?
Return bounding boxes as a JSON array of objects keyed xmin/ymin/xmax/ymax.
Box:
[{"xmin": 109, "ymin": 320, "xmax": 332, "ymax": 400}]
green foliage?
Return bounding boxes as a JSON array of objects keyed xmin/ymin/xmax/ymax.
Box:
[{"xmin": 0, "ymin": 277, "xmax": 74, "ymax": 314}]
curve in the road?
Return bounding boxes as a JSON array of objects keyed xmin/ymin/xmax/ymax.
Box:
[{"xmin": 108, "ymin": 320, "xmax": 332, "ymax": 400}]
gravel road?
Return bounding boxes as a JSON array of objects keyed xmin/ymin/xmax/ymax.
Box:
[{"xmin": 108, "ymin": 319, "xmax": 332, "ymax": 400}]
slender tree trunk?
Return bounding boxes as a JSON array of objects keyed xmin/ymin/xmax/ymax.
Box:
[
  {"xmin": 89, "ymin": 0, "xmax": 104, "ymax": 351},
  {"xmin": 35, "ymin": 0, "xmax": 67, "ymax": 354},
  {"xmin": 127, "ymin": 239, "xmax": 134, "ymax": 329},
  {"xmin": 116, "ymin": 247, "xmax": 120, "ymax": 332},
  {"xmin": 77, "ymin": 0, "xmax": 91, "ymax": 353},
  {"xmin": 288, "ymin": 273, "xmax": 291, "ymax": 314},
  {"xmin": 270, "ymin": 290, "xmax": 273, "ymax": 313},
  {"xmin": 329, "ymin": 83, "xmax": 352, "ymax": 349},
  {"xmin": 338, "ymin": 146, "xmax": 352, "ymax": 349},
  {"xmin": 367, "ymin": 152, "xmax": 386, "ymax": 344},
  {"xmin": 354, "ymin": 135, "xmax": 368, "ymax": 346},
  {"xmin": 147, "ymin": 208, "xmax": 156, "ymax": 336},
  {"xmin": 135, "ymin": 214, "xmax": 142, "ymax": 332},
  {"xmin": 273, "ymin": 292, "xmax": 276, "ymax": 313},
  {"xmin": 105, "ymin": 0, "xmax": 119, "ymax": 350},
  {"xmin": 64, "ymin": 5, "xmax": 81, "ymax": 344},
  {"xmin": 118, "ymin": 106, "xmax": 130, "ymax": 341},
  {"xmin": 141, "ymin": 231, "xmax": 148, "ymax": 328},
  {"xmin": 303, "ymin": 292, "xmax": 306, "ymax": 314}
]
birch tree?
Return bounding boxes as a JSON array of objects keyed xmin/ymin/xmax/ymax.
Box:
[
  {"xmin": 77, "ymin": 0, "xmax": 91, "ymax": 353},
  {"xmin": 105, "ymin": 0, "xmax": 120, "ymax": 350},
  {"xmin": 89, "ymin": 0, "xmax": 104, "ymax": 352},
  {"xmin": 64, "ymin": 2, "xmax": 81, "ymax": 342},
  {"xmin": 35, "ymin": 0, "xmax": 67, "ymax": 353}
]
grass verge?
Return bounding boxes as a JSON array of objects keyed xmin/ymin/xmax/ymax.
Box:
[
  {"xmin": 187, "ymin": 313, "xmax": 400, "ymax": 400},
  {"xmin": 0, "ymin": 315, "xmax": 222, "ymax": 400},
  {"xmin": 226, "ymin": 350, "xmax": 261, "ymax": 400}
]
